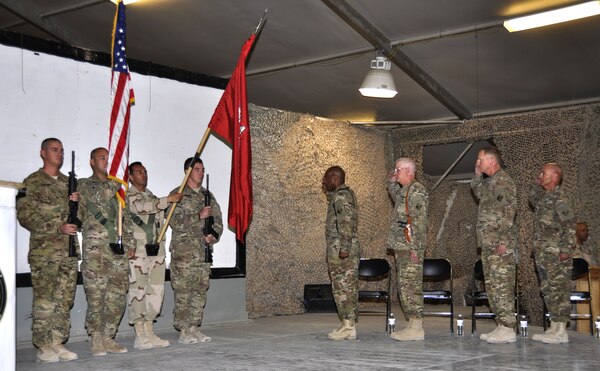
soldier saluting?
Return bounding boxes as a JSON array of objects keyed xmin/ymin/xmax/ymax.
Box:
[
  {"xmin": 471, "ymin": 146, "xmax": 517, "ymax": 344},
  {"xmin": 17, "ymin": 138, "xmax": 80, "ymax": 363}
]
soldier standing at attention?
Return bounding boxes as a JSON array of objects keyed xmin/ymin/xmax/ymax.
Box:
[
  {"xmin": 17, "ymin": 138, "xmax": 79, "ymax": 363},
  {"xmin": 387, "ymin": 158, "xmax": 428, "ymax": 341},
  {"xmin": 126, "ymin": 162, "xmax": 182, "ymax": 349},
  {"xmin": 529, "ymin": 163, "xmax": 576, "ymax": 344},
  {"xmin": 169, "ymin": 157, "xmax": 222, "ymax": 344},
  {"xmin": 322, "ymin": 166, "xmax": 360, "ymax": 340},
  {"xmin": 471, "ymin": 146, "xmax": 517, "ymax": 344},
  {"xmin": 79, "ymin": 147, "xmax": 132, "ymax": 356}
]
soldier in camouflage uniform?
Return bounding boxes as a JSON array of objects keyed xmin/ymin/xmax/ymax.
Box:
[
  {"xmin": 322, "ymin": 166, "xmax": 360, "ymax": 340},
  {"xmin": 387, "ymin": 158, "xmax": 428, "ymax": 341},
  {"xmin": 471, "ymin": 146, "xmax": 517, "ymax": 344},
  {"xmin": 126, "ymin": 162, "xmax": 183, "ymax": 349},
  {"xmin": 16, "ymin": 138, "xmax": 79, "ymax": 363},
  {"xmin": 79, "ymin": 147, "xmax": 133, "ymax": 356},
  {"xmin": 529, "ymin": 163, "xmax": 576, "ymax": 344},
  {"xmin": 572, "ymin": 222, "xmax": 593, "ymax": 265},
  {"xmin": 169, "ymin": 157, "xmax": 223, "ymax": 344}
]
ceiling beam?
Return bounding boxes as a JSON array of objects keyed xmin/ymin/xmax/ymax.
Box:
[
  {"xmin": 322, "ymin": 0, "xmax": 473, "ymax": 120},
  {"xmin": 0, "ymin": 0, "xmax": 102, "ymax": 46}
]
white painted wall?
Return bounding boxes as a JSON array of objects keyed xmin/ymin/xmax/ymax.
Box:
[{"xmin": 0, "ymin": 43, "xmax": 238, "ymax": 270}]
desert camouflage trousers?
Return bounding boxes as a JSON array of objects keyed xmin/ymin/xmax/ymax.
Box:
[
  {"xmin": 170, "ymin": 242, "xmax": 210, "ymax": 330},
  {"xmin": 535, "ymin": 250, "xmax": 571, "ymax": 323},
  {"xmin": 328, "ymin": 254, "xmax": 359, "ymax": 321},
  {"xmin": 482, "ymin": 248, "xmax": 516, "ymax": 327},
  {"xmin": 128, "ymin": 255, "xmax": 166, "ymax": 324},
  {"xmin": 29, "ymin": 256, "xmax": 78, "ymax": 347},
  {"xmin": 394, "ymin": 250, "xmax": 424, "ymax": 319},
  {"xmin": 81, "ymin": 244, "xmax": 129, "ymax": 336}
]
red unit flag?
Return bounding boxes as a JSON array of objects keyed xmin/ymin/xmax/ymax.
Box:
[{"xmin": 208, "ymin": 34, "xmax": 256, "ymax": 242}]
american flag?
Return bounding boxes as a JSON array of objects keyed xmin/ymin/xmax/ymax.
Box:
[{"xmin": 108, "ymin": 0, "xmax": 135, "ymax": 205}]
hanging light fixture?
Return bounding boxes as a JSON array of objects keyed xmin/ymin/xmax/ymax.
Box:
[
  {"xmin": 111, "ymin": 0, "xmax": 140, "ymax": 5},
  {"xmin": 359, "ymin": 53, "xmax": 398, "ymax": 98},
  {"xmin": 504, "ymin": 1, "xmax": 600, "ymax": 32}
]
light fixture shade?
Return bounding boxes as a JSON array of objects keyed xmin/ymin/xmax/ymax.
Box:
[{"xmin": 359, "ymin": 69, "xmax": 398, "ymax": 98}]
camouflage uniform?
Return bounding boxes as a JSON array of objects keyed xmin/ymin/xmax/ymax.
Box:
[
  {"xmin": 126, "ymin": 185, "xmax": 168, "ymax": 324},
  {"xmin": 387, "ymin": 180, "xmax": 428, "ymax": 319},
  {"xmin": 79, "ymin": 176, "xmax": 132, "ymax": 338},
  {"xmin": 471, "ymin": 170, "xmax": 517, "ymax": 327},
  {"xmin": 16, "ymin": 169, "xmax": 79, "ymax": 349},
  {"xmin": 325, "ymin": 184, "xmax": 360, "ymax": 321},
  {"xmin": 529, "ymin": 185, "xmax": 576, "ymax": 323},
  {"xmin": 168, "ymin": 185, "xmax": 223, "ymax": 331}
]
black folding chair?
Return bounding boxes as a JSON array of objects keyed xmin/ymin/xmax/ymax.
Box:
[
  {"xmin": 358, "ymin": 258, "xmax": 391, "ymax": 331},
  {"xmin": 423, "ymin": 258, "xmax": 454, "ymax": 333}
]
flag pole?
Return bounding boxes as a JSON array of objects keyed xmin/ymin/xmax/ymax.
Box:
[
  {"xmin": 254, "ymin": 9, "xmax": 268, "ymax": 35},
  {"xmin": 155, "ymin": 128, "xmax": 212, "ymax": 244}
]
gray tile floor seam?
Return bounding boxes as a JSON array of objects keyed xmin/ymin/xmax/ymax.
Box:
[{"xmin": 15, "ymin": 309, "xmax": 600, "ymax": 370}]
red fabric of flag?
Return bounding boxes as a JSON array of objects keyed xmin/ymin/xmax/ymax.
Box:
[
  {"xmin": 208, "ymin": 34, "xmax": 256, "ymax": 243},
  {"xmin": 108, "ymin": 0, "xmax": 134, "ymax": 206}
]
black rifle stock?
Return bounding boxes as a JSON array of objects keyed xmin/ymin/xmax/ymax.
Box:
[
  {"xmin": 67, "ymin": 151, "xmax": 81, "ymax": 257},
  {"xmin": 203, "ymin": 174, "xmax": 218, "ymax": 263}
]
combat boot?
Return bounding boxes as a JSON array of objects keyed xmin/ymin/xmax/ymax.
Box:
[
  {"xmin": 145, "ymin": 321, "xmax": 170, "ymax": 347},
  {"xmin": 327, "ymin": 319, "xmax": 357, "ymax": 340},
  {"xmin": 90, "ymin": 333, "xmax": 107, "ymax": 357},
  {"xmin": 390, "ymin": 317, "xmax": 424, "ymax": 341},
  {"xmin": 532, "ymin": 321, "xmax": 558, "ymax": 341},
  {"xmin": 103, "ymin": 336, "xmax": 128, "ymax": 354},
  {"xmin": 480, "ymin": 324, "xmax": 501, "ymax": 341},
  {"xmin": 36, "ymin": 345, "xmax": 59, "ymax": 363},
  {"xmin": 134, "ymin": 321, "xmax": 153, "ymax": 350},
  {"xmin": 191, "ymin": 326, "xmax": 212, "ymax": 343},
  {"xmin": 178, "ymin": 327, "xmax": 199, "ymax": 344},
  {"xmin": 541, "ymin": 322, "xmax": 569, "ymax": 344},
  {"xmin": 486, "ymin": 324, "xmax": 516, "ymax": 344},
  {"xmin": 51, "ymin": 336, "xmax": 78, "ymax": 361}
]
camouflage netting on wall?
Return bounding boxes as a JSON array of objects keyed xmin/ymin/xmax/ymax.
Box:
[
  {"xmin": 246, "ymin": 105, "xmax": 393, "ymax": 318},
  {"xmin": 246, "ymin": 102, "xmax": 600, "ymax": 325}
]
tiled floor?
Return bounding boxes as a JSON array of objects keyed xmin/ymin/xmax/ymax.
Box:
[{"xmin": 15, "ymin": 307, "xmax": 600, "ymax": 370}]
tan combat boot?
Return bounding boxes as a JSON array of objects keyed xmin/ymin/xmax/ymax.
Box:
[
  {"xmin": 541, "ymin": 322, "xmax": 569, "ymax": 344},
  {"xmin": 327, "ymin": 319, "xmax": 357, "ymax": 340},
  {"xmin": 51, "ymin": 334, "xmax": 78, "ymax": 361},
  {"xmin": 36, "ymin": 345, "xmax": 59, "ymax": 363},
  {"xmin": 133, "ymin": 321, "xmax": 153, "ymax": 350},
  {"xmin": 532, "ymin": 321, "xmax": 558, "ymax": 341},
  {"xmin": 103, "ymin": 336, "xmax": 128, "ymax": 354},
  {"xmin": 191, "ymin": 326, "xmax": 212, "ymax": 343},
  {"xmin": 486, "ymin": 324, "xmax": 516, "ymax": 344},
  {"xmin": 390, "ymin": 317, "xmax": 424, "ymax": 341},
  {"xmin": 178, "ymin": 327, "xmax": 199, "ymax": 344},
  {"xmin": 90, "ymin": 333, "xmax": 107, "ymax": 357},
  {"xmin": 145, "ymin": 321, "xmax": 170, "ymax": 347},
  {"xmin": 480, "ymin": 324, "xmax": 501, "ymax": 341}
]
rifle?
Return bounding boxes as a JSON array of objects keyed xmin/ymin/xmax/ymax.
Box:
[
  {"xmin": 67, "ymin": 151, "xmax": 81, "ymax": 257},
  {"xmin": 203, "ymin": 174, "xmax": 218, "ymax": 263}
]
